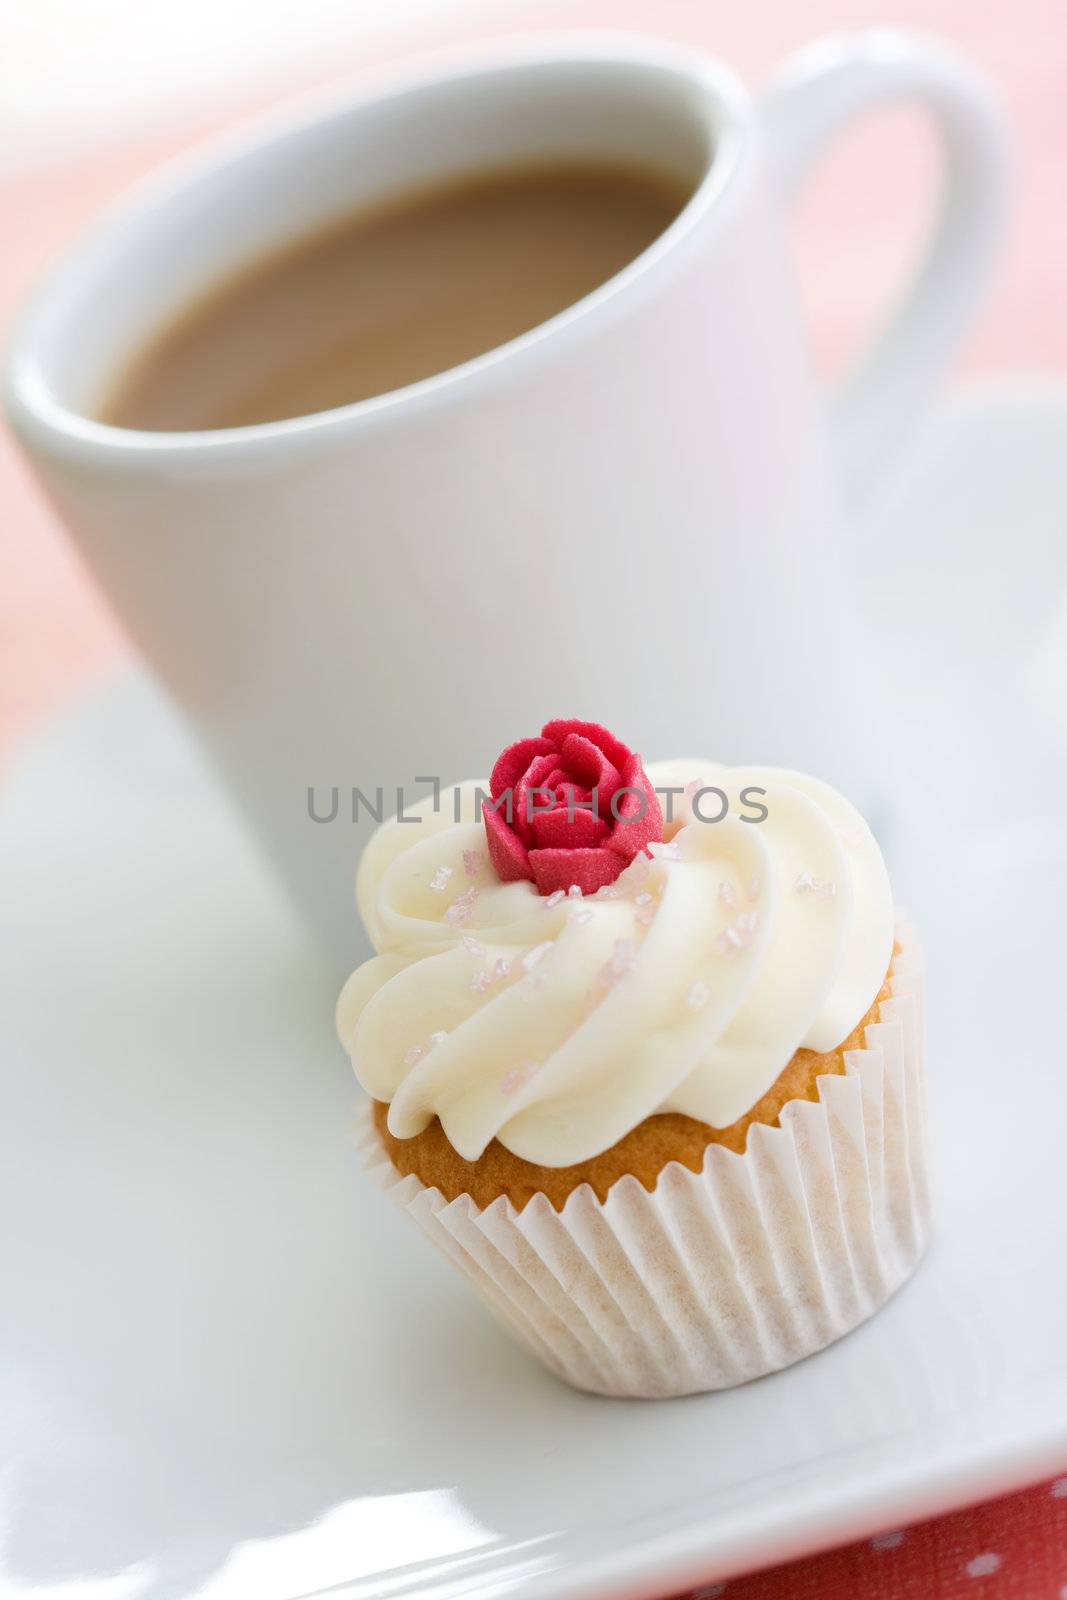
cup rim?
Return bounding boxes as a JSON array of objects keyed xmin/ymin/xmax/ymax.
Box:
[{"xmin": 6, "ymin": 31, "xmax": 753, "ymax": 470}]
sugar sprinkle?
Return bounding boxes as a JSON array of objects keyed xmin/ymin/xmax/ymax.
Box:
[
  {"xmin": 599, "ymin": 938, "xmax": 637, "ymax": 989},
  {"xmin": 522, "ymin": 941, "xmax": 553, "ymax": 972},
  {"xmin": 501, "ymin": 1059, "xmax": 540, "ymax": 1097},
  {"xmin": 462, "ymin": 848, "xmax": 484, "ymax": 877},
  {"xmin": 717, "ymin": 910, "xmax": 758, "ymax": 957},
  {"xmin": 794, "ymin": 871, "xmax": 837, "ymax": 901},
  {"xmin": 445, "ymin": 887, "xmax": 479, "ymax": 926},
  {"xmin": 687, "ymin": 979, "xmax": 710, "ymax": 1011}
]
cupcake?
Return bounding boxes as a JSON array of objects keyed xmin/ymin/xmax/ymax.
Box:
[{"xmin": 337, "ymin": 719, "xmax": 928, "ymax": 1398}]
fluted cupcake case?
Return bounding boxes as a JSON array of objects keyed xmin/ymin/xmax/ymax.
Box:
[{"xmin": 357, "ymin": 922, "xmax": 928, "ymax": 1399}]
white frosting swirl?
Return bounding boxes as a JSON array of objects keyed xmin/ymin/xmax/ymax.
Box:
[{"xmin": 337, "ymin": 762, "xmax": 894, "ymax": 1167}]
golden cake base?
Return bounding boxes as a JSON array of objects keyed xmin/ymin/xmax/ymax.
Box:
[{"xmin": 373, "ymin": 963, "xmax": 893, "ymax": 1212}]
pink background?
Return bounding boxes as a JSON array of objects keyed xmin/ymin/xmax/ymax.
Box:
[{"xmin": 2, "ymin": 1, "xmax": 1066, "ymax": 1592}]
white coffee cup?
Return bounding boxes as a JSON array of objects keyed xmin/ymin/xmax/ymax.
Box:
[{"xmin": 6, "ymin": 31, "xmax": 1004, "ymax": 967}]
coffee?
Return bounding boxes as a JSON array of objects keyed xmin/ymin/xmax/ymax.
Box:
[{"xmin": 99, "ymin": 161, "xmax": 690, "ymax": 431}]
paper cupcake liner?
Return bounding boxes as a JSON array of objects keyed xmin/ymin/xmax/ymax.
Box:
[{"xmin": 357, "ymin": 920, "xmax": 929, "ymax": 1398}]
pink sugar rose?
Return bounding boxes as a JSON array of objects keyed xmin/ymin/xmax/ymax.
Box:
[{"xmin": 482, "ymin": 719, "xmax": 664, "ymax": 896}]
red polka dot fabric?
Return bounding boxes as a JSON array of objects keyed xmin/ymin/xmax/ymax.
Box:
[{"xmin": 670, "ymin": 1475, "xmax": 1067, "ymax": 1599}]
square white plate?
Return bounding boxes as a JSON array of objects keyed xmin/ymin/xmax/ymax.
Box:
[{"xmin": 3, "ymin": 380, "xmax": 1067, "ymax": 1600}]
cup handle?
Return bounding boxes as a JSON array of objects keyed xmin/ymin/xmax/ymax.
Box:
[{"xmin": 760, "ymin": 30, "xmax": 1008, "ymax": 509}]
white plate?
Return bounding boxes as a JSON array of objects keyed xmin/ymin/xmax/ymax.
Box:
[{"xmin": 3, "ymin": 379, "xmax": 1067, "ymax": 1600}]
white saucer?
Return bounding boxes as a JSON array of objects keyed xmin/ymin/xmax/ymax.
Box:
[{"xmin": 3, "ymin": 379, "xmax": 1067, "ymax": 1600}]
